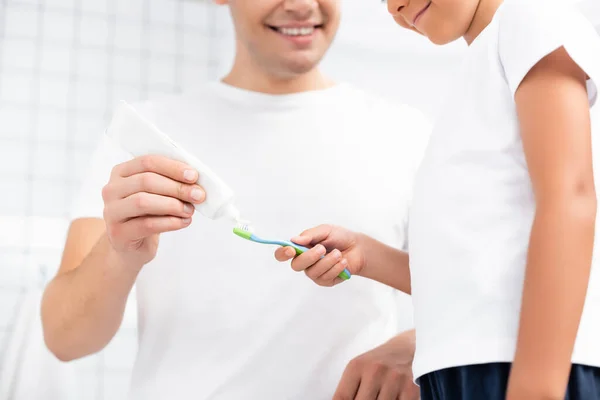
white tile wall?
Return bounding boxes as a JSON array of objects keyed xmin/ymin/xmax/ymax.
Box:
[
  {"xmin": 40, "ymin": 45, "xmax": 73, "ymax": 74},
  {"xmin": 1, "ymin": 73, "xmax": 35, "ymax": 104},
  {"xmin": 114, "ymin": 23, "xmax": 143, "ymax": 52},
  {"xmin": 0, "ymin": 106, "xmax": 33, "ymax": 139},
  {"xmin": 79, "ymin": 16, "xmax": 111, "ymax": 48},
  {"xmin": 42, "ymin": 10, "xmax": 76, "ymax": 42},
  {"xmin": 35, "ymin": 108, "xmax": 70, "ymax": 142},
  {"xmin": 3, "ymin": 39, "xmax": 37, "ymax": 70},
  {"xmin": 0, "ymin": 0, "xmax": 226, "ymax": 398},
  {"xmin": 5, "ymin": 5, "xmax": 40, "ymax": 39}
]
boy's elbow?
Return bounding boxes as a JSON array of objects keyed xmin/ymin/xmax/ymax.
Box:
[
  {"xmin": 561, "ymin": 180, "xmax": 596, "ymax": 229},
  {"xmin": 572, "ymin": 178, "xmax": 597, "ymax": 224},
  {"xmin": 539, "ymin": 176, "xmax": 597, "ymax": 224}
]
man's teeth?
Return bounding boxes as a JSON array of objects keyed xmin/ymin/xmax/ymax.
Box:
[{"xmin": 277, "ymin": 27, "xmax": 315, "ymax": 36}]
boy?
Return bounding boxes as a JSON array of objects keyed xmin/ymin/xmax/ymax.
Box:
[{"xmin": 276, "ymin": 0, "xmax": 600, "ymax": 398}]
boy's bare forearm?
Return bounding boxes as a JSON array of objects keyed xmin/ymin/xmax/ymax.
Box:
[
  {"xmin": 41, "ymin": 234, "xmax": 141, "ymax": 361},
  {"xmin": 358, "ymin": 234, "xmax": 412, "ymax": 294},
  {"xmin": 508, "ymin": 199, "xmax": 596, "ymax": 399}
]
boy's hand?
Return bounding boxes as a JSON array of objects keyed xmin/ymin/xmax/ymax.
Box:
[{"xmin": 274, "ymin": 224, "xmax": 366, "ymax": 287}]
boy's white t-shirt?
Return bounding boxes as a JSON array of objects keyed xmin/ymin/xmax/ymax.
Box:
[
  {"xmin": 409, "ymin": 0, "xmax": 600, "ymax": 380},
  {"xmin": 72, "ymin": 82, "xmax": 431, "ymax": 400}
]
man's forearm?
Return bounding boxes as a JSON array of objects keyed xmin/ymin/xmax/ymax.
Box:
[
  {"xmin": 41, "ymin": 234, "xmax": 141, "ymax": 361},
  {"xmin": 508, "ymin": 198, "xmax": 596, "ymax": 399},
  {"xmin": 358, "ymin": 234, "xmax": 412, "ymax": 294}
]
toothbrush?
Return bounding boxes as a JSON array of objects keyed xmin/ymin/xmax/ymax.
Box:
[{"xmin": 233, "ymin": 223, "xmax": 352, "ymax": 281}]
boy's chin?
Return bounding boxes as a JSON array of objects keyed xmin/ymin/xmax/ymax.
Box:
[{"xmin": 424, "ymin": 30, "xmax": 464, "ymax": 45}]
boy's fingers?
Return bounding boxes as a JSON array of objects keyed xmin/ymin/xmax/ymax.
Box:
[
  {"xmin": 294, "ymin": 224, "xmax": 334, "ymax": 245},
  {"xmin": 305, "ymin": 249, "xmax": 342, "ymax": 281},
  {"xmin": 290, "ymin": 235, "xmax": 312, "ymax": 246},
  {"xmin": 319, "ymin": 258, "xmax": 349, "ymax": 283},
  {"xmin": 332, "ymin": 277, "xmax": 344, "ymax": 286},
  {"xmin": 290, "ymin": 244, "xmax": 327, "ymax": 272},
  {"xmin": 274, "ymin": 246, "xmax": 296, "ymax": 262}
]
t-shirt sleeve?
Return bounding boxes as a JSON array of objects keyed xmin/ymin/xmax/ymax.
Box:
[
  {"xmin": 70, "ymin": 132, "xmax": 132, "ymax": 221},
  {"xmin": 498, "ymin": 0, "xmax": 600, "ymax": 107}
]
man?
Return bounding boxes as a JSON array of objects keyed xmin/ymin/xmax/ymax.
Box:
[{"xmin": 40, "ymin": 0, "xmax": 430, "ymax": 398}]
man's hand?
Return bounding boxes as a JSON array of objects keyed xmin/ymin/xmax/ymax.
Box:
[
  {"xmin": 102, "ymin": 155, "xmax": 206, "ymax": 268},
  {"xmin": 334, "ymin": 330, "xmax": 419, "ymax": 400}
]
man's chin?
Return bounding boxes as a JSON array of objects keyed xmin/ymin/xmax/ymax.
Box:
[{"xmin": 278, "ymin": 52, "xmax": 325, "ymax": 75}]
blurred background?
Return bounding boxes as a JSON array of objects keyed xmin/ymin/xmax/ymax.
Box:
[{"xmin": 0, "ymin": 0, "xmax": 598, "ymax": 399}]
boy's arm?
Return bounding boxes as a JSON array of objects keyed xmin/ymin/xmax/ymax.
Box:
[
  {"xmin": 358, "ymin": 233, "xmax": 412, "ymax": 294},
  {"xmin": 277, "ymin": 225, "xmax": 412, "ymax": 293},
  {"xmin": 507, "ymin": 47, "xmax": 596, "ymax": 400}
]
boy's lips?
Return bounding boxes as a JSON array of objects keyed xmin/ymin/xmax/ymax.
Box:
[{"xmin": 413, "ymin": 1, "xmax": 432, "ymax": 26}]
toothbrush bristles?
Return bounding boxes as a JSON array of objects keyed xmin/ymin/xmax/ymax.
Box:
[{"xmin": 235, "ymin": 221, "xmax": 254, "ymax": 233}]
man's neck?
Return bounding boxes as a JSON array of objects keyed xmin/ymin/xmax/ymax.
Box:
[{"xmin": 222, "ymin": 54, "xmax": 334, "ymax": 95}]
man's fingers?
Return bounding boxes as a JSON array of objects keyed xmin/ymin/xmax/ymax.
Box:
[
  {"xmin": 108, "ymin": 172, "xmax": 205, "ymax": 203},
  {"xmin": 399, "ymin": 381, "xmax": 420, "ymax": 400},
  {"xmin": 107, "ymin": 192, "xmax": 194, "ymax": 222},
  {"xmin": 375, "ymin": 373, "xmax": 403, "ymax": 400},
  {"xmin": 290, "ymin": 244, "xmax": 327, "ymax": 272},
  {"xmin": 355, "ymin": 363, "xmax": 385, "ymax": 400},
  {"xmin": 333, "ymin": 360, "xmax": 361, "ymax": 400},
  {"xmin": 355, "ymin": 382, "xmax": 380, "ymax": 400},
  {"xmin": 113, "ymin": 155, "xmax": 199, "ymax": 183},
  {"xmin": 397, "ymin": 385, "xmax": 419, "ymax": 400},
  {"xmin": 274, "ymin": 246, "xmax": 296, "ymax": 261},
  {"xmin": 113, "ymin": 216, "xmax": 192, "ymax": 240}
]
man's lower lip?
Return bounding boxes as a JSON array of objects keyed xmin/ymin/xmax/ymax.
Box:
[{"xmin": 270, "ymin": 27, "xmax": 320, "ymax": 44}]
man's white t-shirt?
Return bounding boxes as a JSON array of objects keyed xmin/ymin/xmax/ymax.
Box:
[
  {"xmin": 408, "ymin": 0, "xmax": 600, "ymax": 381},
  {"xmin": 72, "ymin": 82, "xmax": 430, "ymax": 399}
]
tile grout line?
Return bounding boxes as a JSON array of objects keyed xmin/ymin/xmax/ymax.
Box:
[
  {"xmin": 64, "ymin": 0, "xmax": 82, "ymax": 222},
  {"xmin": 24, "ymin": 0, "xmax": 47, "ymax": 286}
]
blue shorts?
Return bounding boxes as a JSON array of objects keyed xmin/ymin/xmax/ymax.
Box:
[{"xmin": 420, "ymin": 363, "xmax": 600, "ymax": 400}]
